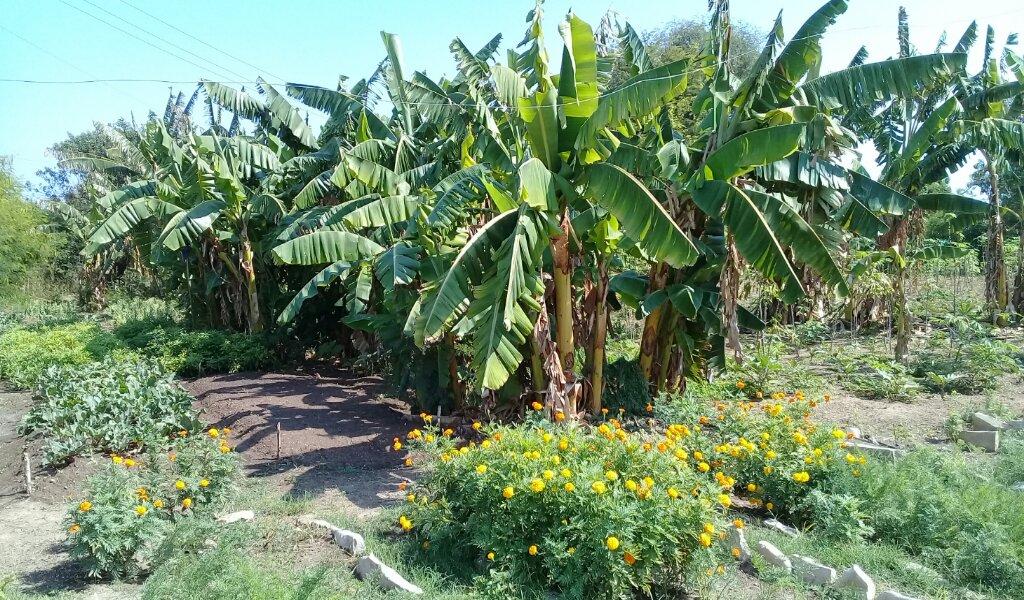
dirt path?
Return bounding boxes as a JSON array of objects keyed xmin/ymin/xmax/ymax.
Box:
[{"xmin": 185, "ymin": 368, "xmax": 413, "ymax": 517}]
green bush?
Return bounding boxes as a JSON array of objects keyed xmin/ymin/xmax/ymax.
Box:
[
  {"xmin": 114, "ymin": 319, "xmax": 272, "ymax": 376},
  {"xmin": 601, "ymin": 358, "xmax": 648, "ymax": 415},
  {"xmin": 19, "ymin": 358, "xmax": 201, "ymax": 465},
  {"xmin": 67, "ymin": 429, "xmax": 239, "ymax": 579},
  {"xmin": 0, "ymin": 321, "xmax": 121, "ymax": 388},
  {"xmin": 402, "ymin": 412, "xmax": 724, "ymax": 598}
]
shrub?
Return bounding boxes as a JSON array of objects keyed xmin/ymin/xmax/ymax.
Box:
[
  {"xmin": 19, "ymin": 358, "xmax": 201, "ymax": 465},
  {"xmin": 67, "ymin": 427, "xmax": 239, "ymax": 579},
  {"xmin": 601, "ymin": 358, "xmax": 648, "ymax": 415},
  {"xmin": 0, "ymin": 322, "xmax": 121, "ymax": 388},
  {"xmin": 114, "ymin": 320, "xmax": 272, "ymax": 376},
  {"xmin": 401, "ymin": 412, "xmax": 724, "ymax": 598}
]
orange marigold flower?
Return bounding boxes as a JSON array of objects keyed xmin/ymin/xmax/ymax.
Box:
[
  {"xmin": 623, "ymin": 552, "xmax": 637, "ymax": 565},
  {"xmin": 531, "ymin": 401, "xmax": 543, "ymax": 411},
  {"xmin": 79, "ymin": 501, "xmax": 92, "ymax": 512},
  {"xmin": 528, "ymin": 545, "xmax": 538, "ymax": 555},
  {"xmin": 182, "ymin": 498, "xmax": 192, "ymax": 508},
  {"xmin": 69, "ymin": 524, "xmax": 81, "ymax": 534}
]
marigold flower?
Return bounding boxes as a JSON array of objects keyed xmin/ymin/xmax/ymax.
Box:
[
  {"xmin": 530, "ymin": 479, "xmax": 546, "ymax": 493},
  {"xmin": 69, "ymin": 524, "xmax": 81, "ymax": 534},
  {"xmin": 79, "ymin": 501, "xmax": 92, "ymax": 512},
  {"xmin": 542, "ymin": 470, "xmax": 554, "ymax": 481},
  {"xmin": 605, "ymin": 470, "xmax": 618, "ymax": 481},
  {"xmin": 135, "ymin": 506, "xmax": 147, "ymax": 516},
  {"xmin": 591, "ymin": 481, "xmax": 607, "ymax": 494},
  {"xmin": 563, "ymin": 482, "xmax": 575, "ymax": 492},
  {"xmin": 697, "ymin": 462, "xmax": 710, "ymax": 473},
  {"xmin": 642, "ymin": 476, "xmax": 654, "ymax": 487},
  {"xmin": 405, "ymin": 458, "xmax": 413, "ymax": 466},
  {"xmin": 625, "ymin": 479, "xmax": 638, "ymax": 491},
  {"xmin": 528, "ymin": 545, "xmax": 539, "ymax": 555},
  {"xmin": 112, "ymin": 455, "xmax": 123, "ymax": 464},
  {"xmin": 668, "ymin": 487, "xmax": 679, "ymax": 499},
  {"xmin": 175, "ymin": 480, "xmax": 186, "ymax": 490},
  {"xmin": 605, "ymin": 536, "xmax": 620, "ymax": 551},
  {"xmin": 531, "ymin": 401, "xmax": 543, "ymax": 411},
  {"xmin": 766, "ymin": 502, "xmax": 774, "ymax": 511},
  {"xmin": 555, "ymin": 412, "xmax": 565, "ymax": 421},
  {"xmin": 154, "ymin": 500, "xmax": 163, "ymax": 508},
  {"xmin": 502, "ymin": 486, "xmax": 515, "ymax": 499},
  {"xmin": 718, "ymin": 494, "xmax": 732, "ymax": 507},
  {"xmin": 393, "ymin": 441, "xmax": 403, "ymax": 451},
  {"xmin": 200, "ymin": 479, "xmax": 210, "ymax": 488},
  {"xmin": 732, "ymin": 547, "xmax": 741, "ymax": 558},
  {"xmin": 736, "ymin": 381, "xmax": 746, "ymax": 389},
  {"xmin": 472, "ymin": 422, "xmax": 482, "ymax": 430},
  {"xmin": 209, "ymin": 428, "xmax": 219, "ymax": 438},
  {"xmin": 182, "ymin": 498, "xmax": 192, "ymax": 508},
  {"xmin": 179, "ymin": 430, "xmax": 188, "ymax": 437},
  {"xmin": 624, "ymin": 552, "xmax": 637, "ymax": 565},
  {"xmin": 746, "ymin": 483, "xmax": 756, "ymax": 492},
  {"xmin": 124, "ymin": 459, "xmax": 135, "ymax": 467},
  {"xmin": 487, "ymin": 551, "xmax": 495, "ymax": 560},
  {"xmin": 700, "ymin": 533, "xmax": 712, "ymax": 547},
  {"xmin": 168, "ymin": 454, "xmax": 177, "ymax": 461}
]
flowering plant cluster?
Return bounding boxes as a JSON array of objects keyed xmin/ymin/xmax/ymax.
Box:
[
  {"xmin": 397, "ymin": 409, "xmax": 725, "ymax": 597},
  {"xmin": 66, "ymin": 427, "xmax": 238, "ymax": 578}
]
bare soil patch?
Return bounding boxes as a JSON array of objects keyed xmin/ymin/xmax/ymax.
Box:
[{"xmin": 185, "ymin": 367, "xmax": 414, "ymax": 515}]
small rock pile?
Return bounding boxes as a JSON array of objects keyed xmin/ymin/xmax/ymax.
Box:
[{"xmin": 958, "ymin": 411, "xmax": 1024, "ymax": 452}]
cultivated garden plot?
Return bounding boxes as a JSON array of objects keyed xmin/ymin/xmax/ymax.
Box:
[{"xmin": 3, "ymin": 0, "xmax": 1024, "ymax": 598}]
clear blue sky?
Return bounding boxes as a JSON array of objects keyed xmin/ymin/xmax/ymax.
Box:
[{"xmin": 1, "ymin": 0, "xmax": 1022, "ymax": 196}]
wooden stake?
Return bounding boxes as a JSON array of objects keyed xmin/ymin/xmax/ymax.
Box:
[
  {"xmin": 276, "ymin": 422, "xmax": 281, "ymax": 460},
  {"xmin": 23, "ymin": 452, "xmax": 32, "ymax": 495}
]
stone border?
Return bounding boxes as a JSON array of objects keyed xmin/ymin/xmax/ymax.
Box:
[{"xmin": 297, "ymin": 514, "xmax": 423, "ymax": 595}]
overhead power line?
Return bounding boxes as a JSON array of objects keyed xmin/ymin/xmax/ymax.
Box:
[
  {"xmin": 115, "ymin": 0, "xmax": 286, "ymax": 82},
  {"xmin": 57, "ymin": 0, "xmax": 238, "ymax": 82}
]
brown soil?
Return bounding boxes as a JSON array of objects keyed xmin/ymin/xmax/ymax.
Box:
[
  {"xmin": 184, "ymin": 367, "xmax": 415, "ymax": 515},
  {"xmin": 816, "ymin": 374, "xmax": 1024, "ymax": 446}
]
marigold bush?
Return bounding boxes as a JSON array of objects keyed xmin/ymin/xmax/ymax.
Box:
[
  {"xmin": 399, "ymin": 412, "xmax": 726, "ymax": 598},
  {"xmin": 67, "ymin": 427, "xmax": 239, "ymax": 579}
]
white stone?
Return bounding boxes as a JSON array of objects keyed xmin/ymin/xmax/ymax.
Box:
[
  {"xmin": 878, "ymin": 591, "xmax": 922, "ymax": 600},
  {"xmin": 217, "ymin": 510, "xmax": 255, "ymax": 523},
  {"xmin": 763, "ymin": 518, "xmax": 800, "ymax": 537},
  {"xmin": 791, "ymin": 554, "xmax": 836, "ymax": 585},
  {"xmin": 297, "ymin": 514, "xmax": 337, "ymax": 530},
  {"xmin": 1007, "ymin": 420, "xmax": 1024, "ymax": 430},
  {"xmin": 971, "ymin": 412, "xmax": 1006, "ymax": 431},
  {"xmin": 836, "ymin": 565, "xmax": 876, "ymax": 600},
  {"xmin": 726, "ymin": 526, "xmax": 751, "ymax": 562},
  {"xmin": 332, "ymin": 528, "xmax": 366, "ymax": 555},
  {"xmin": 959, "ymin": 429, "xmax": 999, "ymax": 452},
  {"xmin": 355, "ymin": 554, "xmax": 423, "ymax": 594},
  {"xmin": 848, "ymin": 440, "xmax": 904, "ymax": 460},
  {"xmin": 755, "ymin": 541, "xmax": 791, "ymax": 572},
  {"xmin": 1010, "ymin": 482, "xmax": 1024, "ymax": 492},
  {"xmin": 845, "ymin": 426, "xmax": 862, "ymax": 439}
]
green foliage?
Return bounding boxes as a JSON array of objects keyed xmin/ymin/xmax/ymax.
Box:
[
  {"xmin": 0, "ymin": 321, "xmax": 121, "ymax": 389},
  {"xmin": 19, "ymin": 358, "xmax": 201, "ymax": 465},
  {"xmin": 402, "ymin": 415, "xmax": 723, "ymax": 598},
  {"xmin": 839, "ymin": 448, "xmax": 1024, "ymax": 595},
  {"xmin": 794, "ymin": 489, "xmax": 874, "ymax": 542},
  {"xmin": 67, "ymin": 430, "xmax": 239, "ymax": 579},
  {"xmin": 830, "ymin": 351, "xmax": 921, "ymax": 401},
  {"xmin": 0, "ymin": 157, "xmax": 57, "ymax": 293},
  {"xmin": 601, "ymin": 358, "xmax": 649, "ymax": 415},
  {"xmin": 114, "ymin": 319, "xmax": 272, "ymax": 376},
  {"xmin": 727, "ymin": 343, "xmax": 827, "ymax": 397}
]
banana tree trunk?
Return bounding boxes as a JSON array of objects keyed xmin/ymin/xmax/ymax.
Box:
[
  {"xmin": 655, "ymin": 311, "xmax": 680, "ymax": 392},
  {"xmin": 446, "ymin": 335, "xmax": 465, "ymax": 409},
  {"xmin": 552, "ymin": 209, "xmax": 575, "ymax": 371},
  {"xmin": 1012, "ymin": 198, "xmax": 1024, "ymax": 313},
  {"xmin": 893, "ymin": 259, "xmax": 911, "ymax": 363},
  {"xmin": 238, "ymin": 223, "xmax": 264, "ymax": 334},
  {"xmin": 588, "ymin": 256, "xmax": 609, "ymax": 414},
  {"xmin": 984, "ymin": 152, "xmax": 1008, "ymax": 326},
  {"xmin": 639, "ymin": 262, "xmax": 671, "ymax": 382}
]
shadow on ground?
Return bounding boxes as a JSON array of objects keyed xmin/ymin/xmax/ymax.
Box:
[{"xmin": 185, "ymin": 369, "xmax": 415, "ymax": 512}]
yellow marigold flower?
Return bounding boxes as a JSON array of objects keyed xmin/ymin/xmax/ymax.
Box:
[
  {"xmin": 135, "ymin": 506, "xmax": 147, "ymax": 516},
  {"xmin": 175, "ymin": 480, "xmax": 186, "ymax": 489},
  {"xmin": 805, "ymin": 457, "xmax": 813, "ymax": 464},
  {"xmin": 858, "ymin": 456, "xmax": 866, "ymax": 464},
  {"xmin": 764, "ymin": 466, "xmax": 773, "ymax": 474},
  {"xmin": 605, "ymin": 470, "xmax": 619, "ymax": 481},
  {"xmin": 459, "ymin": 446, "xmax": 470, "ymax": 455},
  {"xmin": 697, "ymin": 462, "xmax": 710, "ymax": 472},
  {"xmin": 703, "ymin": 523, "xmax": 715, "ymax": 535},
  {"xmin": 674, "ymin": 448, "xmax": 688, "ymax": 460},
  {"xmin": 69, "ymin": 524, "xmax": 81, "ymax": 534},
  {"xmin": 443, "ymin": 428, "xmax": 454, "ymax": 436},
  {"xmin": 601, "ymin": 408, "xmax": 609, "ymax": 415},
  {"xmin": 625, "ymin": 479, "xmax": 638, "ymax": 491},
  {"xmin": 154, "ymin": 500, "xmax": 163, "ymax": 508},
  {"xmin": 542, "ymin": 433, "xmax": 552, "ymax": 444},
  {"xmin": 694, "ymin": 451, "xmax": 704, "ymax": 460},
  {"xmin": 200, "ymin": 479, "xmax": 210, "ymax": 488},
  {"xmin": 567, "ymin": 547, "xmax": 575, "ymax": 554},
  {"xmin": 853, "ymin": 470, "xmax": 861, "ymax": 477},
  {"xmin": 530, "ymin": 479, "xmax": 546, "ymax": 493},
  {"xmin": 502, "ymin": 486, "xmax": 515, "ymax": 499},
  {"xmin": 551, "ymin": 455, "xmax": 561, "ymax": 465},
  {"xmin": 606, "ymin": 536, "xmax": 620, "ymax": 551},
  {"xmin": 393, "ymin": 441, "xmax": 403, "ymax": 451},
  {"xmin": 755, "ymin": 391, "xmax": 763, "ymax": 399},
  {"xmin": 476, "ymin": 464, "xmax": 488, "ymax": 474},
  {"xmin": 668, "ymin": 487, "xmax": 679, "ymax": 499},
  {"xmin": 766, "ymin": 502, "xmax": 774, "ymax": 511},
  {"xmin": 564, "ymin": 482, "xmax": 575, "ymax": 492},
  {"xmin": 182, "ymin": 498, "xmax": 192, "ymax": 508},
  {"xmin": 555, "ymin": 412, "xmax": 565, "ymax": 421},
  {"xmin": 531, "ymin": 401, "xmax": 543, "ymax": 411},
  {"xmin": 813, "ymin": 448, "xmax": 823, "ymax": 457},
  {"xmin": 219, "ymin": 445, "xmax": 230, "ymax": 453},
  {"xmin": 597, "ymin": 424, "xmax": 610, "ymax": 435},
  {"xmin": 124, "ymin": 459, "xmax": 135, "ymax": 467},
  {"xmin": 528, "ymin": 545, "xmax": 539, "ymax": 555},
  {"xmin": 179, "ymin": 430, "xmax": 188, "ymax": 437},
  {"xmin": 591, "ymin": 481, "xmax": 607, "ymax": 494},
  {"xmin": 407, "ymin": 494, "xmax": 416, "ymax": 502},
  {"xmin": 732, "ymin": 547, "xmax": 741, "ymax": 558},
  {"xmin": 112, "ymin": 455, "xmax": 123, "ymax": 464},
  {"xmin": 209, "ymin": 428, "xmax": 219, "ymax": 438},
  {"xmin": 79, "ymin": 501, "xmax": 92, "ymax": 512},
  {"xmin": 472, "ymin": 422, "xmax": 482, "ymax": 430},
  {"xmin": 542, "ymin": 470, "xmax": 554, "ymax": 481},
  {"xmin": 746, "ymin": 483, "xmax": 756, "ymax": 492},
  {"xmin": 700, "ymin": 533, "xmax": 712, "ymax": 547},
  {"xmin": 734, "ymin": 519, "xmax": 744, "ymax": 529},
  {"xmin": 642, "ymin": 476, "xmax": 654, "ymax": 487},
  {"xmin": 765, "ymin": 450, "xmax": 777, "ymax": 459},
  {"xmin": 487, "ymin": 551, "xmax": 495, "ymax": 560},
  {"xmin": 718, "ymin": 494, "xmax": 731, "ymax": 507},
  {"xmin": 405, "ymin": 458, "xmax": 413, "ymax": 466},
  {"xmin": 222, "ymin": 427, "xmax": 230, "ymax": 434},
  {"xmin": 845, "ymin": 453, "xmax": 856, "ymax": 464},
  {"xmin": 736, "ymin": 381, "xmax": 746, "ymax": 389}
]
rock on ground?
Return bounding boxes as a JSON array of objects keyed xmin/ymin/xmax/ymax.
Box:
[
  {"xmin": 332, "ymin": 528, "xmax": 366, "ymax": 555},
  {"xmin": 836, "ymin": 564, "xmax": 876, "ymax": 600},
  {"xmin": 755, "ymin": 541, "xmax": 791, "ymax": 572},
  {"xmin": 355, "ymin": 554, "xmax": 423, "ymax": 595},
  {"xmin": 763, "ymin": 518, "xmax": 800, "ymax": 537},
  {"xmin": 217, "ymin": 510, "xmax": 255, "ymax": 523},
  {"xmin": 958, "ymin": 429, "xmax": 1000, "ymax": 452},
  {"xmin": 971, "ymin": 412, "xmax": 1006, "ymax": 431},
  {"xmin": 791, "ymin": 554, "xmax": 836, "ymax": 585}
]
